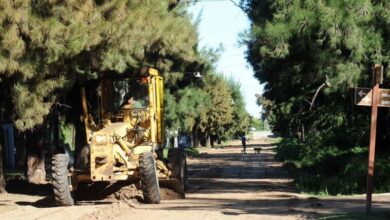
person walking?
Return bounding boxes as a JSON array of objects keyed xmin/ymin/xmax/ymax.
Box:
[{"xmin": 241, "ymin": 133, "xmax": 248, "ymax": 154}]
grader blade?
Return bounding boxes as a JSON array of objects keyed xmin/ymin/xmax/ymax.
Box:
[
  {"xmin": 157, "ymin": 149, "xmax": 187, "ymax": 198},
  {"xmin": 159, "ymin": 179, "xmax": 185, "ymax": 198}
]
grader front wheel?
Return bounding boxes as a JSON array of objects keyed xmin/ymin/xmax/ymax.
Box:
[
  {"xmin": 139, "ymin": 152, "xmax": 161, "ymax": 204},
  {"xmin": 52, "ymin": 154, "xmax": 74, "ymax": 206}
]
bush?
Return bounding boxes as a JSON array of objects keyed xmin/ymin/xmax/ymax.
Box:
[
  {"xmin": 184, "ymin": 147, "xmax": 200, "ymax": 157},
  {"xmin": 277, "ymin": 136, "xmax": 390, "ymax": 195},
  {"xmin": 275, "ymin": 138, "xmax": 305, "ymax": 161}
]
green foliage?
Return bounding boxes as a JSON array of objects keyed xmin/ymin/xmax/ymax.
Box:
[
  {"xmin": 203, "ymin": 73, "xmax": 234, "ymax": 136},
  {"xmin": 165, "ymin": 86, "xmax": 212, "ymax": 133},
  {"xmin": 184, "ymin": 147, "xmax": 200, "ymax": 157},
  {"xmin": 164, "ymin": 71, "xmax": 242, "ymax": 143},
  {"xmin": 242, "ymin": 0, "xmax": 390, "ymax": 194},
  {"xmin": 0, "ymin": 0, "xmax": 200, "ymax": 131},
  {"xmin": 275, "ymin": 138, "xmax": 305, "ymax": 162},
  {"xmin": 0, "ymin": 0, "xmax": 251, "ymax": 151},
  {"xmin": 224, "ymin": 78, "xmax": 251, "ymax": 138},
  {"xmin": 250, "ymin": 118, "xmax": 268, "ymax": 131},
  {"xmin": 242, "ymin": 0, "xmax": 390, "ymax": 135},
  {"xmin": 164, "ymin": 90, "xmax": 179, "ymax": 129},
  {"xmin": 276, "ymin": 137, "xmax": 390, "ymax": 195},
  {"xmin": 163, "ymin": 39, "xmax": 241, "ymax": 142}
]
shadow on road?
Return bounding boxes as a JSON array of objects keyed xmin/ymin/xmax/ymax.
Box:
[
  {"xmin": 153, "ymin": 195, "xmax": 390, "ymax": 218},
  {"xmin": 15, "ymin": 196, "xmax": 56, "ymax": 208},
  {"xmin": 5, "ymin": 179, "xmax": 52, "ymax": 196},
  {"xmin": 150, "ymin": 141, "xmax": 390, "ymax": 218}
]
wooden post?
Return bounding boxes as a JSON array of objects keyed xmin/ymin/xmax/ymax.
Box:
[{"xmin": 366, "ymin": 64, "xmax": 382, "ymax": 214}]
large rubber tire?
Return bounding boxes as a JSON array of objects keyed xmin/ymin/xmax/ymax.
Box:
[
  {"xmin": 52, "ymin": 154, "xmax": 74, "ymax": 206},
  {"xmin": 139, "ymin": 152, "xmax": 161, "ymax": 204},
  {"xmin": 168, "ymin": 149, "xmax": 188, "ymax": 191}
]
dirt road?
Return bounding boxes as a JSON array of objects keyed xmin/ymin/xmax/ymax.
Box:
[{"xmin": 1, "ymin": 133, "xmax": 390, "ymax": 219}]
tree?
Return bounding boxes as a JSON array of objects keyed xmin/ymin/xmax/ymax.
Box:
[
  {"xmin": 203, "ymin": 74, "xmax": 234, "ymax": 147},
  {"xmin": 0, "ymin": 0, "xmax": 201, "ymax": 185},
  {"xmin": 164, "ymin": 86, "xmax": 211, "ymax": 147},
  {"xmin": 224, "ymin": 78, "xmax": 251, "ymax": 139},
  {"xmin": 0, "ymin": 76, "xmax": 12, "ymax": 192},
  {"xmin": 241, "ymin": 0, "xmax": 390, "ymax": 138},
  {"xmin": 0, "ymin": 1, "xmax": 250, "ymax": 189},
  {"xmin": 241, "ymin": 0, "xmax": 390, "ymax": 193},
  {"xmin": 0, "ymin": 0, "xmax": 201, "ymax": 131}
]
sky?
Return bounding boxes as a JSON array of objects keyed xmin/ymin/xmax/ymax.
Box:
[{"xmin": 188, "ymin": 0, "xmax": 263, "ymax": 118}]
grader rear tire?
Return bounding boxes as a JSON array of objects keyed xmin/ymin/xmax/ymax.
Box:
[
  {"xmin": 52, "ymin": 154, "xmax": 74, "ymax": 206},
  {"xmin": 168, "ymin": 149, "xmax": 188, "ymax": 194},
  {"xmin": 139, "ymin": 152, "xmax": 161, "ymax": 204}
]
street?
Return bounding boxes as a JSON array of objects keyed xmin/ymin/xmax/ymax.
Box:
[{"xmin": 1, "ymin": 132, "xmax": 389, "ymax": 219}]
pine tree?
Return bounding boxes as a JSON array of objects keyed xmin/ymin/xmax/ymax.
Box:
[
  {"xmin": 0, "ymin": 0, "xmax": 201, "ymax": 188},
  {"xmin": 242, "ymin": 0, "xmax": 390, "ymax": 138},
  {"xmin": 224, "ymin": 78, "xmax": 251, "ymax": 139},
  {"xmin": 0, "ymin": 1, "xmax": 250, "ymax": 189},
  {"xmin": 203, "ymin": 74, "xmax": 234, "ymax": 147},
  {"xmin": 0, "ymin": 0, "xmax": 200, "ymax": 131}
]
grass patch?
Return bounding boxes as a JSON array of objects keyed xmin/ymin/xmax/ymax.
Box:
[
  {"xmin": 185, "ymin": 147, "xmax": 200, "ymax": 157},
  {"xmin": 270, "ymin": 137, "xmax": 282, "ymax": 144},
  {"xmin": 276, "ymin": 137, "xmax": 390, "ymax": 195},
  {"xmin": 212, "ymin": 145, "xmax": 225, "ymax": 149}
]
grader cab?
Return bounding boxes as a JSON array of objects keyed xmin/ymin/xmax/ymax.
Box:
[{"xmin": 51, "ymin": 68, "xmax": 187, "ymax": 206}]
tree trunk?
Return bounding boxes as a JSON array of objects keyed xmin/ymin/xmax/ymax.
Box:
[
  {"xmin": 210, "ymin": 135, "xmax": 214, "ymax": 147},
  {"xmin": 165, "ymin": 129, "xmax": 171, "ymax": 148},
  {"xmin": 173, "ymin": 130, "xmax": 178, "ymax": 148},
  {"xmin": 0, "ymin": 132, "xmax": 6, "ymax": 193},
  {"xmin": 26, "ymin": 131, "xmax": 47, "ymax": 184},
  {"xmin": 15, "ymin": 132, "xmax": 27, "ymax": 168},
  {"xmin": 192, "ymin": 129, "xmax": 200, "ymax": 148},
  {"xmin": 205, "ymin": 132, "xmax": 211, "ymax": 148},
  {"xmin": 27, "ymin": 147, "xmax": 46, "ymax": 184},
  {"xmin": 0, "ymin": 100, "xmax": 5, "ymax": 193}
]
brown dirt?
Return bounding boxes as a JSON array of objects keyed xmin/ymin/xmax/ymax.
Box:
[
  {"xmin": 105, "ymin": 183, "xmax": 143, "ymax": 201},
  {"xmin": 1, "ymin": 133, "xmax": 390, "ymax": 219},
  {"xmin": 75, "ymin": 182, "xmax": 143, "ymax": 202},
  {"xmin": 159, "ymin": 187, "xmax": 184, "ymax": 200}
]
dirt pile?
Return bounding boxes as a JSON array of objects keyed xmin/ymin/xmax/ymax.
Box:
[
  {"xmin": 77, "ymin": 183, "xmax": 183, "ymax": 202},
  {"xmin": 106, "ymin": 184, "xmax": 143, "ymax": 201},
  {"xmin": 160, "ymin": 187, "xmax": 184, "ymax": 200},
  {"xmin": 76, "ymin": 182, "xmax": 143, "ymax": 203}
]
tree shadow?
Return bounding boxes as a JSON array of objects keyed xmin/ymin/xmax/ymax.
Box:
[
  {"xmin": 149, "ymin": 195, "xmax": 390, "ymax": 218},
  {"xmin": 180, "ymin": 143, "xmax": 390, "ymax": 217},
  {"xmin": 187, "ymin": 177, "xmax": 296, "ymax": 193},
  {"xmin": 5, "ymin": 178, "xmax": 144, "ymax": 207}
]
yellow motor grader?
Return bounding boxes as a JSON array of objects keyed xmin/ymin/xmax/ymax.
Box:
[{"xmin": 51, "ymin": 68, "xmax": 187, "ymax": 206}]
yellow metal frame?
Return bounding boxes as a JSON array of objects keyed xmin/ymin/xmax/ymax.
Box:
[
  {"xmin": 156, "ymin": 76, "xmax": 164, "ymax": 144},
  {"xmin": 78, "ymin": 67, "xmax": 165, "ymax": 183}
]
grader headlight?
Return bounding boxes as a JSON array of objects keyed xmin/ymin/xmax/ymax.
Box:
[{"xmin": 93, "ymin": 135, "xmax": 109, "ymax": 145}]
